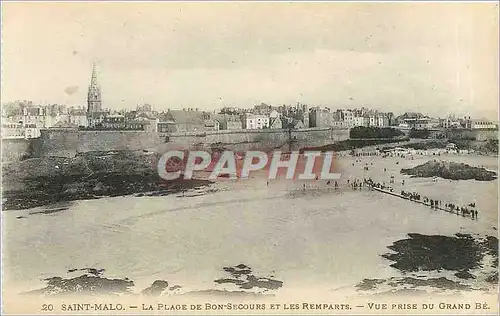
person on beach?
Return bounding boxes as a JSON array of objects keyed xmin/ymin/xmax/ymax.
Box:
[
  {"xmin": 335, "ymin": 181, "xmax": 339, "ymax": 189},
  {"xmin": 303, "ymin": 183, "xmax": 306, "ymax": 191}
]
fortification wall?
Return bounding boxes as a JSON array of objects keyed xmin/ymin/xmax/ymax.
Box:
[
  {"xmin": 2, "ymin": 138, "xmax": 38, "ymax": 162},
  {"xmin": 161, "ymin": 128, "xmax": 349, "ymax": 153},
  {"xmin": 77, "ymin": 131, "xmax": 162, "ymax": 152},
  {"xmin": 445, "ymin": 128, "xmax": 499, "ymax": 141},
  {"xmin": 35, "ymin": 128, "xmax": 350, "ymax": 158},
  {"xmin": 474, "ymin": 129, "xmax": 498, "ymax": 141},
  {"xmin": 38, "ymin": 129, "xmax": 79, "ymax": 158}
]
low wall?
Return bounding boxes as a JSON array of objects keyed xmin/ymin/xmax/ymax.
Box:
[
  {"xmin": 159, "ymin": 128, "xmax": 350, "ymax": 153},
  {"xmin": 37, "ymin": 130, "xmax": 163, "ymax": 158},
  {"xmin": 431, "ymin": 128, "xmax": 499, "ymax": 141},
  {"xmin": 35, "ymin": 128, "xmax": 351, "ymax": 158},
  {"xmin": 2, "ymin": 138, "xmax": 40, "ymax": 162},
  {"xmin": 474, "ymin": 129, "xmax": 498, "ymax": 141},
  {"xmin": 77, "ymin": 131, "xmax": 162, "ymax": 152},
  {"xmin": 38, "ymin": 129, "xmax": 79, "ymax": 158}
]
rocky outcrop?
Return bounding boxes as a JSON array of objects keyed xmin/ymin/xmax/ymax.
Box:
[
  {"xmin": 142, "ymin": 280, "xmax": 169, "ymax": 296},
  {"xmin": 2, "ymin": 150, "xmax": 213, "ymax": 210},
  {"xmin": 400, "ymin": 160, "xmax": 497, "ymax": 181}
]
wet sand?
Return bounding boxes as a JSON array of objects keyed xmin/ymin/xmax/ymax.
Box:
[{"xmin": 2, "ymin": 152, "xmax": 498, "ymax": 300}]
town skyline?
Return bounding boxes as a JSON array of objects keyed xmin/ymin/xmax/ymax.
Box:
[{"xmin": 2, "ymin": 2, "xmax": 498, "ymax": 119}]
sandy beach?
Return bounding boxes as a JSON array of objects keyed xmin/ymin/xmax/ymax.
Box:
[{"xmin": 1, "ymin": 151, "xmax": 497, "ymax": 305}]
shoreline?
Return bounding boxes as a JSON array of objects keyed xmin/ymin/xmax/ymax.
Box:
[
  {"xmin": 2, "ymin": 140, "xmax": 498, "ymax": 211},
  {"xmin": 2, "ymin": 150, "xmax": 497, "ymax": 299}
]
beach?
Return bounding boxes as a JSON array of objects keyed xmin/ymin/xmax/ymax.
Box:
[{"xmin": 1, "ymin": 152, "xmax": 498, "ymax": 301}]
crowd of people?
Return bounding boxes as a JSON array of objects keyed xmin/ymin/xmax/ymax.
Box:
[
  {"xmin": 294, "ymin": 151, "xmax": 483, "ymax": 221},
  {"xmin": 349, "ymin": 174, "xmax": 480, "ymax": 220},
  {"xmin": 364, "ymin": 181, "xmax": 480, "ymax": 220}
]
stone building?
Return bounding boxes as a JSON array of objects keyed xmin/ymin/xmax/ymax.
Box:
[
  {"xmin": 214, "ymin": 113, "xmax": 242, "ymax": 130},
  {"xmin": 309, "ymin": 107, "xmax": 334, "ymax": 128},
  {"xmin": 242, "ymin": 113, "xmax": 270, "ymax": 129},
  {"xmin": 163, "ymin": 109, "xmax": 219, "ymax": 132}
]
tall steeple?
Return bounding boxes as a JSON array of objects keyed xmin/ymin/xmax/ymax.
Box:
[{"xmin": 87, "ymin": 62, "xmax": 102, "ymax": 115}]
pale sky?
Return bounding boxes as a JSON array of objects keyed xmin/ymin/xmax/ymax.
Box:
[{"xmin": 2, "ymin": 2, "xmax": 499, "ymax": 118}]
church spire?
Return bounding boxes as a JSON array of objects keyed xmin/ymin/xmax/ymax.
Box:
[
  {"xmin": 90, "ymin": 62, "xmax": 99, "ymax": 88},
  {"xmin": 87, "ymin": 62, "xmax": 102, "ymax": 116}
]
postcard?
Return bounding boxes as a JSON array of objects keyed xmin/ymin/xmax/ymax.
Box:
[{"xmin": 1, "ymin": 1, "xmax": 498, "ymax": 315}]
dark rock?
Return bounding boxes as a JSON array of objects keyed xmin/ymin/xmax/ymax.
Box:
[
  {"xmin": 25, "ymin": 273, "xmax": 133, "ymax": 296},
  {"xmin": 215, "ymin": 264, "xmax": 283, "ymax": 291},
  {"xmin": 357, "ymin": 276, "xmax": 472, "ymax": 292},
  {"xmin": 454, "ymin": 270, "xmax": 475, "ymax": 280},
  {"xmin": 2, "ymin": 151, "xmax": 214, "ymax": 210},
  {"xmin": 400, "ymin": 160, "xmax": 497, "ymax": 181},
  {"xmin": 356, "ymin": 278, "xmax": 385, "ymax": 291},
  {"xmin": 485, "ymin": 272, "xmax": 498, "ymax": 284},
  {"xmin": 142, "ymin": 280, "xmax": 169, "ymax": 296},
  {"xmin": 382, "ymin": 233, "xmax": 491, "ymax": 272}
]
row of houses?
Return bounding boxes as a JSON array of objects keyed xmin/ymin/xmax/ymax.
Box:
[
  {"xmin": 2, "ymin": 103, "xmax": 498, "ymax": 140},
  {"xmin": 2, "ymin": 105, "xmax": 88, "ymax": 139},
  {"xmin": 309, "ymin": 107, "xmax": 394, "ymax": 129},
  {"xmin": 395, "ymin": 113, "xmax": 498, "ymax": 130},
  {"xmin": 441, "ymin": 115, "xmax": 498, "ymax": 129}
]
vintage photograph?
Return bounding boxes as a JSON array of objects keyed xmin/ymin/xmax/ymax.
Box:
[{"xmin": 1, "ymin": 1, "xmax": 498, "ymax": 314}]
